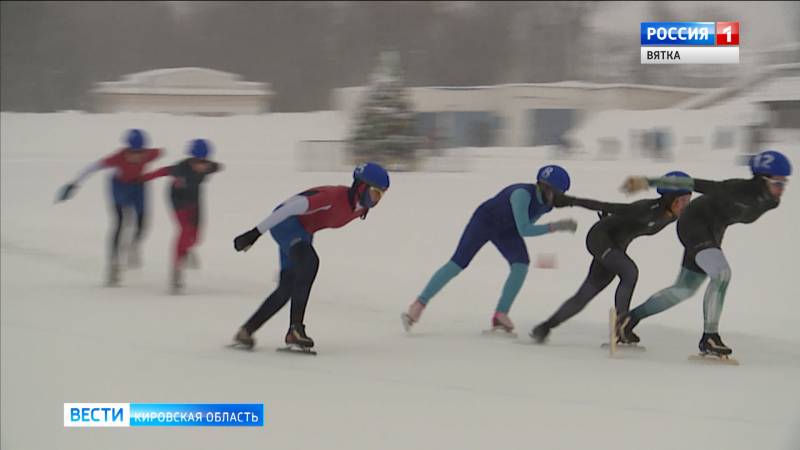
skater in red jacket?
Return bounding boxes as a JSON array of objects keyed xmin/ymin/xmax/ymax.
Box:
[
  {"xmin": 230, "ymin": 162, "xmax": 390, "ymax": 353},
  {"xmin": 56, "ymin": 129, "xmax": 162, "ymax": 285}
]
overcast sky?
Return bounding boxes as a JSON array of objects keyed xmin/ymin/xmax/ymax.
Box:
[
  {"xmin": 590, "ymin": 1, "xmax": 798, "ymax": 51},
  {"xmin": 2, "ymin": 1, "xmax": 797, "ymax": 112}
]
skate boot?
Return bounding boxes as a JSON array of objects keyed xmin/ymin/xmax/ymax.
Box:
[
  {"xmin": 698, "ymin": 333, "xmax": 732, "ymax": 356},
  {"xmin": 482, "ymin": 311, "xmax": 516, "ymax": 337},
  {"xmin": 170, "ymin": 266, "xmax": 184, "ymax": 294},
  {"xmin": 401, "ymin": 299, "xmax": 425, "ymax": 332},
  {"xmin": 232, "ymin": 327, "xmax": 255, "ymax": 350},
  {"xmin": 127, "ymin": 241, "xmax": 141, "ymax": 268},
  {"xmin": 106, "ymin": 262, "xmax": 121, "ymax": 287},
  {"xmin": 492, "ymin": 312, "xmax": 514, "ymax": 332},
  {"xmin": 185, "ymin": 251, "xmax": 200, "ymax": 269},
  {"xmin": 617, "ymin": 315, "xmax": 641, "ymax": 344},
  {"xmin": 530, "ymin": 322, "xmax": 551, "ymax": 344},
  {"xmin": 285, "ymin": 324, "xmax": 314, "ymax": 349}
]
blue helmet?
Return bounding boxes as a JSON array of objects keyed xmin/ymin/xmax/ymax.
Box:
[
  {"xmin": 750, "ymin": 150, "xmax": 792, "ymax": 177},
  {"xmin": 188, "ymin": 139, "xmax": 211, "ymax": 159},
  {"xmin": 125, "ymin": 129, "xmax": 146, "ymax": 150},
  {"xmin": 657, "ymin": 170, "xmax": 692, "ymax": 195},
  {"xmin": 353, "ymin": 162, "xmax": 390, "ymax": 190},
  {"xmin": 537, "ymin": 164, "xmax": 570, "ymax": 193}
]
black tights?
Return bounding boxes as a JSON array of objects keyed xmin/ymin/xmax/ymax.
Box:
[
  {"xmin": 110, "ymin": 205, "xmax": 145, "ymax": 263},
  {"xmin": 544, "ymin": 249, "xmax": 639, "ymax": 328},
  {"xmin": 243, "ymin": 242, "xmax": 320, "ymax": 333}
]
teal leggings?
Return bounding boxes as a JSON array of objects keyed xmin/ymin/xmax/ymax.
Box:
[
  {"xmin": 418, "ymin": 260, "xmax": 529, "ymax": 314},
  {"xmin": 630, "ymin": 248, "xmax": 732, "ymax": 333}
]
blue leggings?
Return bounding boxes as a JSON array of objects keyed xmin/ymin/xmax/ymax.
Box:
[
  {"xmin": 418, "ymin": 212, "xmax": 530, "ymax": 314},
  {"xmin": 451, "ymin": 212, "xmax": 529, "ymax": 268},
  {"xmin": 111, "ymin": 177, "xmax": 145, "ymax": 215},
  {"xmin": 108, "ymin": 177, "xmax": 146, "ymax": 263}
]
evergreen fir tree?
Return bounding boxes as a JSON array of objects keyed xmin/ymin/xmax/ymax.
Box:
[{"xmin": 349, "ymin": 51, "xmax": 420, "ymax": 169}]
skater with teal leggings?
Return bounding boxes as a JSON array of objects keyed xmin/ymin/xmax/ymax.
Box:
[
  {"xmin": 401, "ymin": 165, "xmax": 578, "ymax": 334},
  {"xmin": 619, "ymin": 150, "xmax": 791, "ymax": 356}
]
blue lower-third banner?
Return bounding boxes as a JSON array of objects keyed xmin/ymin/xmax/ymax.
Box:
[{"xmin": 64, "ymin": 403, "xmax": 264, "ymax": 427}]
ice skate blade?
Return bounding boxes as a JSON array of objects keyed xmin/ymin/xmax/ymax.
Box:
[
  {"xmin": 400, "ymin": 313, "xmax": 414, "ymax": 333},
  {"xmin": 607, "ymin": 307, "xmax": 618, "ymax": 356},
  {"xmin": 169, "ymin": 286, "xmax": 184, "ymax": 295},
  {"xmin": 689, "ymin": 353, "xmax": 739, "ymax": 365},
  {"xmin": 601, "ymin": 342, "xmax": 646, "ymax": 351},
  {"xmin": 277, "ymin": 345, "xmax": 317, "ymax": 356},
  {"xmin": 528, "ymin": 336, "xmax": 548, "ymax": 345},
  {"xmin": 105, "ymin": 274, "xmax": 121, "ymax": 288},
  {"xmin": 481, "ymin": 327, "xmax": 518, "ymax": 338},
  {"xmin": 226, "ymin": 342, "xmax": 254, "ymax": 351}
]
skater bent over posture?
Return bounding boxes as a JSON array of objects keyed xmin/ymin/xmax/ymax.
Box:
[
  {"xmin": 140, "ymin": 139, "xmax": 222, "ymax": 292},
  {"xmin": 231, "ymin": 162, "xmax": 390, "ymax": 350},
  {"xmin": 56, "ymin": 129, "xmax": 162, "ymax": 285},
  {"xmin": 531, "ymin": 171, "xmax": 692, "ymax": 344},
  {"xmin": 619, "ymin": 150, "xmax": 791, "ymax": 356},
  {"xmin": 402, "ymin": 165, "xmax": 579, "ymax": 334}
]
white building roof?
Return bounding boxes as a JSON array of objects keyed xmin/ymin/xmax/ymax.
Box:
[
  {"xmin": 93, "ymin": 67, "xmax": 272, "ymax": 97},
  {"xmin": 679, "ymin": 63, "xmax": 800, "ymax": 109},
  {"xmin": 385, "ymin": 81, "xmax": 708, "ymax": 95},
  {"xmin": 734, "ymin": 76, "xmax": 800, "ymax": 103}
]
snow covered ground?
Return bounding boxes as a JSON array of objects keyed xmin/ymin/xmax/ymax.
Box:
[{"xmin": 2, "ymin": 112, "xmax": 799, "ymax": 450}]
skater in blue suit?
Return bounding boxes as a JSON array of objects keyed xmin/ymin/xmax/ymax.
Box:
[{"xmin": 401, "ymin": 165, "xmax": 578, "ymax": 334}]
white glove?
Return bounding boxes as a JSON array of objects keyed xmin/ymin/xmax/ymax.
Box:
[
  {"xmin": 550, "ymin": 218, "xmax": 577, "ymax": 234},
  {"xmin": 621, "ymin": 176, "xmax": 649, "ymax": 195}
]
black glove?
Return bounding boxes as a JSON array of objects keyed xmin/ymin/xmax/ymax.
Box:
[
  {"xmin": 552, "ymin": 192, "xmax": 575, "ymax": 208},
  {"xmin": 56, "ymin": 183, "xmax": 78, "ymax": 203},
  {"xmin": 234, "ymin": 227, "xmax": 262, "ymax": 252}
]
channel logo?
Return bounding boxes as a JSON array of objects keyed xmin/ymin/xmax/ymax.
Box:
[
  {"xmin": 64, "ymin": 403, "xmax": 264, "ymax": 427},
  {"xmin": 640, "ymin": 21, "xmax": 740, "ymax": 64}
]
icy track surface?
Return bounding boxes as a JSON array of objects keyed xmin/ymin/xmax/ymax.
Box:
[{"xmin": 2, "ymin": 112, "xmax": 799, "ymax": 450}]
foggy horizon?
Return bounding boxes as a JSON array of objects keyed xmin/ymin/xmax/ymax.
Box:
[{"xmin": 2, "ymin": 1, "xmax": 798, "ymax": 113}]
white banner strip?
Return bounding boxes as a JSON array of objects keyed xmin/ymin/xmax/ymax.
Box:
[{"xmin": 640, "ymin": 46, "xmax": 739, "ymax": 64}]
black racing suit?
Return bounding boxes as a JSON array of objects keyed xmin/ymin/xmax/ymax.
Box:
[
  {"xmin": 543, "ymin": 194, "xmax": 678, "ymax": 327},
  {"xmin": 166, "ymin": 158, "xmax": 221, "ymax": 225},
  {"xmin": 142, "ymin": 158, "xmax": 221, "ymax": 267},
  {"xmin": 677, "ymin": 177, "xmax": 779, "ymax": 273}
]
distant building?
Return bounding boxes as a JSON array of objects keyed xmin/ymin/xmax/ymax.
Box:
[
  {"xmin": 565, "ymin": 64, "xmax": 800, "ymax": 161},
  {"xmin": 757, "ymin": 42, "xmax": 800, "ymax": 67},
  {"xmin": 92, "ymin": 67, "xmax": 273, "ymax": 115},
  {"xmin": 332, "ymin": 82, "xmax": 707, "ymax": 148},
  {"xmin": 681, "ymin": 63, "xmax": 800, "ymax": 129}
]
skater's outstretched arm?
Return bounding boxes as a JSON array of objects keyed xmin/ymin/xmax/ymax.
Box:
[
  {"xmin": 189, "ymin": 160, "xmax": 224, "ymax": 175},
  {"xmin": 689, "ymin": 178, "xmax": 771, "ymax": 208},
  {"xmin": 553, "ymin": 193, "xmax": 636, "ymax": 216},
  {"xmin": 204, "ymin": 161, "xmax": 223, "ymax": 174},
  {"xmin": 140, "ymin": 166, "xmax": 173, "ymax": 182},
  {"xmin": 510, "ymin": 188, "xmax": 576, "ymax": 236},
  {"xmin": 621, "ymin": 174, "xmax": 717, "ymax": 195},
  {"xmin": 142, "ymin": 160, "xmax": 222, "ymax": 182},
  {"xmin": 689, "ymin": 178, "xmax": 732, "ymax": 194},
  {"xmin": 56, "ymin": 148, "xmax": 161, "ymax": 202},
  {"xmin": 56, "ymin": 160, "xmax": 106, "ymax": 202}
]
